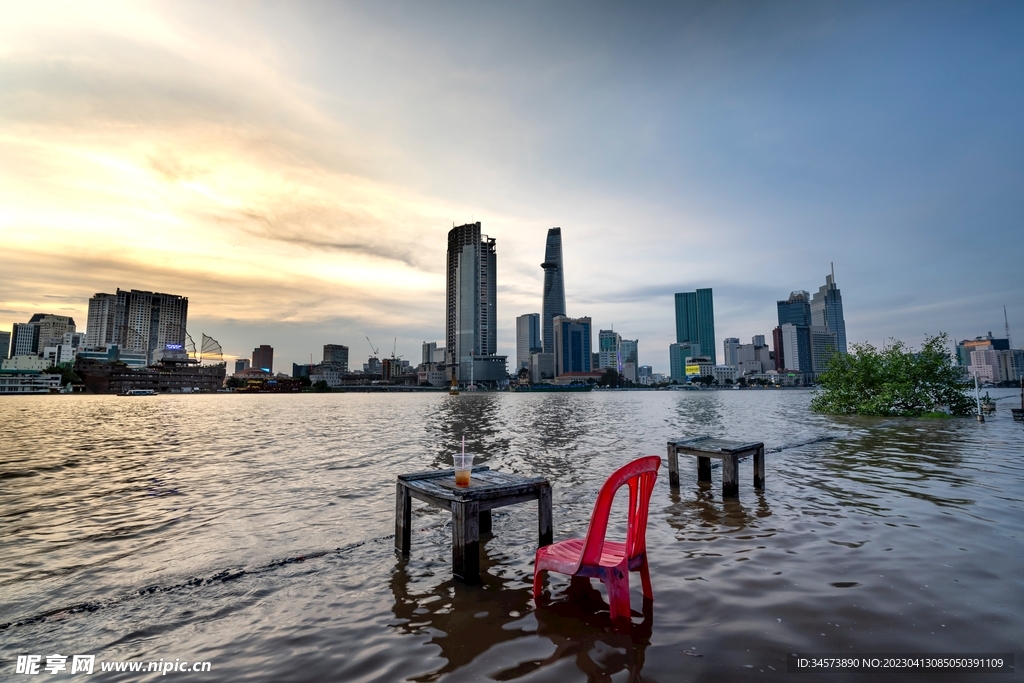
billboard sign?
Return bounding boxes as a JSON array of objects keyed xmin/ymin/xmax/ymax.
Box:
[{"xmin": 685, "ymin": 364, "xmax": 701, "ymax": 376}]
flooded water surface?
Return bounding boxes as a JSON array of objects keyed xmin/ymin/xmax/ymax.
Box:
[{"xmin": 2, "ymin": 390, "xmax": 1023, "ymax": 681}]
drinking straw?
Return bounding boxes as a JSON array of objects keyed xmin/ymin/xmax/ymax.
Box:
[{"xmin": 462, "ymin": 436, "xmax": 465, "ymax": 456}]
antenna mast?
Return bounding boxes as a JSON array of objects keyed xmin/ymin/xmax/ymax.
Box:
[{"xmin": 1006, "ymin": 305, "xmax": 1012, "ymax": 349}]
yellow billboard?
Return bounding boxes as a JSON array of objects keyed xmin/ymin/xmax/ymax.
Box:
[{"xmin": 685, "ymin": 364, "xmax": 701, "ymax": 376}]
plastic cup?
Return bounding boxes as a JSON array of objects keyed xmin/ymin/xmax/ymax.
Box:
[{"xmin": 454, "ymin": 453, "xmax": 473, "ymax": 487}]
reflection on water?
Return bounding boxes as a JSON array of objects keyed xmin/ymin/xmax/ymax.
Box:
[{"xmin": 2, "ymin": 389, "xmax": 1023, "ymax": 682}]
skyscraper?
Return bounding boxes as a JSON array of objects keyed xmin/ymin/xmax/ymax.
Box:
[
  {"xmin": 11, "ymin": 322, "xmax": 41, "ymax": 357},
  {"xmin": 446, "ymin": 223, "xmax": 505, "ymax": 385},
  {"xmin": 553, "ymin": 315, "xmax": 592, "ymax": 376},
  {"xmin": 674, "ymin": 288, "xmax": 716, "ymax": 365},
  {"xmin": 516, "ymin": 313, "xmax": 542, "ymax": 370},
  {"xmin": 0, "ymin": 330, "xmax": 10, "ymax": 359},
  {"xmin": 252, "ymin": 345, "xmax": 274, "ymax": 373},
  {"xmin": 723, "ymin": 337, "xmax": 741, "ymax": 368},
  {"xmin": 541, "ymin": 228, "xmax": 566, "ymax": 354},
  {"xmin": 810, "ymin": 266, "xmax": 848, "ymax": 354},
  {"xmin": 84, "ymin": 290, "xmax": 188, "ymax": 364},
  {"xmin": 774, "ymin": 291, "xmax": 813, "ymax": 374}
]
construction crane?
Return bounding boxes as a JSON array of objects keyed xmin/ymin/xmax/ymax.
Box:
[
  {"xmin": 365, "ymin": 336, "xmax": 379, "ymax": 359},
  {"xmin": 1006, "ymin": 305, "xmax": 1013, "ymax": 349}
]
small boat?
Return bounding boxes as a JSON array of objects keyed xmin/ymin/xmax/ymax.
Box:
[
  {"xmin": 122, "ymin": 388, "xmax": 157, "ymax": 396},
  {"xmin": 449, "ymin": 378, "xmax": 459, "ymax": 395}
]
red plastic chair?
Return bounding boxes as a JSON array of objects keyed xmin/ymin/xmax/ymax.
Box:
[{"xmin": 533, "ymin": 455, "xmax": 661, "ymax": 622}]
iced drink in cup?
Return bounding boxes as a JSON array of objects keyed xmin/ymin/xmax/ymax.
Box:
[{"xmin": 454, "ymin": 453, "xmax": 473, "ymax": 487}]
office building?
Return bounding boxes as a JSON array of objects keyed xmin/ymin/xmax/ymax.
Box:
[
  {"xmin": 723, "ymin": 337, "xmax": 741, "ymax": 368},
  {"xmin": 598, "ymin": 329, "xmax": 621, "ymax": 370},
  {"xmin": 734, "ymin": 338, "xmax": 774, "ymax": 376},
  {"xmin": 957, "ymin": 333, "xmax": 1011, "ymax": 367},
  {"xmin": 553, "ymin": 315, "xmax": 592, "ymax": 376},
  {"xmin": 668, "ymin": 342, "xmax": 701, "ymax": 381},
  {"xmin": 11, "ymin": 322, "xmax": 41, "ymax": 357},
  {"xmin": 252, "ymin": 345, "xmax": 274, "ymax": 373},
  {"xmin": 638, "ymin": 365, "xmax": 653, "ymax": 384},
  {"xmin": 541, "ymin": 228, "xmax": 566, "ymax": 354},
  {"xmin": 619, "ymin": 339, "xmax": 638, "ymax": 382},
  {"xmin": 774, "ymin": 291, "xmax": 813, "ymax": 374},
  {"xmin": 530, "ymin": 352, "xmax": 555, "ymax": 383},
  {"xmin": 445, "ymin": 222, "xmax": 506, "ymax": 386},
  {"xmin": 42, "ymin": 332, "xmax": 85, "ymax": 366},
  {"xmin": 29, "ymin": 314, "xmax": 76, "ymax": 351},
  {"xmin": 810, "ymin": 266, "xmax": 848, "ymax": 354},
  {"xmin": 516, "ymin": 314, "xmax": 542, "ymax": 370},
  {"xmin": 292, "ymin": 363, "xmax": 311, "ymax": 379},
  {"xmin": 674, "ymin": 288, "xmax": 716, "ymax": 365},
  {"xmin": 810, "ymin": 327, "xmax": 840, "ymax": 373},
  {"xmin": 0, "ymin": 330, "xmax": 9, "ymax": 359},
  {"xmin": 323, "ymin": 344, "xmax": 349, "ymax": 372},
  {"xmin": 234, "ymin": 359, "xmax": 250, "ymax": 374}
]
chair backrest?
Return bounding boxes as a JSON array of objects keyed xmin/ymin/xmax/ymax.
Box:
[{"xmin": 579, "ymin": 456, "xmax": 661, "ymax": 567}]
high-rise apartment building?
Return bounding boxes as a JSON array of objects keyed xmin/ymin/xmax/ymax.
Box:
[
  {"xmin": 553, "ymin": 315, "xmax": 592, "ymax": 376},
  {"xmin": 446, "ymin": 223, "xmax": 505, "ymax": 385},
  {"xmin": 323, "ymin": 344, "xmax": 349, "ymax": 372},
  {"xmin": 810, "ymin": 266, "xmax": 848, "ymax": 354},
  {"xmin": 234, "ymin": 358, "xmax": 250, "ymax": 374},
  {"xmin": 84, "ymin": 290, "xmax": 188, "ymax": 364},
  {"xmin": 252, "ymin": 345, "xmax": 274, "ymax": 373},
  {"xmin": 85, "ymin": 294, "xmax": 118, "ymax": 348},
  {"xmin": 516, "ymin": 313, "xmax": 542, "ymax": 371},
  {"xmin": 541, "ymin": 228, "xmax": 566, "ymax": 354},
  {"xmin": 674, "ymin": 288, "xmax": 716, "ymax": 365}
]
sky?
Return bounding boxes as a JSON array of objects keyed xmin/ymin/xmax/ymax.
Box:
[{"xmin": 2, "ymin": 1, "xmax": 1022, "ymax": 374}]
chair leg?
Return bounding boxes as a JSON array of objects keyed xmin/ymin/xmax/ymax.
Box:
[
  {"xmin": 533, "ymin": 567, "xmax": 544, "ymax": 600},
  {"xmin": 604, "ymin": 565, "xmax": 632, "ymax": 623},
  {"xmin": 638, "ymin": 556, "xmax": 653, "ymax": 600}
]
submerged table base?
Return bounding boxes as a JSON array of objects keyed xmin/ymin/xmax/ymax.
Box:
[
  {"xmin": 667, "ymin": 436, "xmax": 766, "ymax": 497},
  {"xmin": 395, "ymin": 466, "xmax": 553, "ymax": 583}
]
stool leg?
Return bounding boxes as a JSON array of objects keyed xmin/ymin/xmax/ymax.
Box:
[
  {"xmin": 722, "ymin": 455, "xmax": 739, "ymax": 497},
  {"xmin": 538, "ymin": 484, "xmax": 553, "ymax": 547},
  {"xmin": 697, "ymin": 456, "xmax": 711, "ymax": 482},
  {"xmin": 395, "ymin": 483, "xmax": 411, "ymax": 555},
  {"xmin": 754, "ymin": 445, "xmax": 765, "ymax": 490},
  {"xmin": 479, "ymin": 509, "xmax": 492, "ymax": 534},
  {"xmin": 668, "ymin": 443, "xmax": 679, "ymax": 488},
  {"xmin": 453, "ymin": 501, "xmax": 480, "ymax": 584}
]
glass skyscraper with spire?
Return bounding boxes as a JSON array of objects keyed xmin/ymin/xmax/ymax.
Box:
[{"xmin": 540, "ymin": 228, "xmax": 566, "ymax": 355}]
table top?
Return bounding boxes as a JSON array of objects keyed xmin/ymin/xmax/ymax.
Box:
[
  {"xmin": 398, "ymin": 466, "xmax": 549, "ymax": 502},
  {"xmin": 670, "ymin": 435, "xmax": 763, "ymax": 455}
]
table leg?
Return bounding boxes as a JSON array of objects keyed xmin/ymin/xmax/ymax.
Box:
[
  {"xmin": 453, "ymin": 501, "xmax": 480, "ymax": 584},
  {"xmin": 722, "ymin": 454, "xmax": 739, "ymax": 497},
  {"xmin": 754, "ymin": 445, "xmax": 765, "ymax": 490},
  {"xmin": 697, "ymin": 456, "xmax": 712, "ymax": 483},
  {"xmin": 479, "ymin": 509, "xmax": 492, "ymax": 535},
  {"xmin": 538, "ymin": 483, "xmax": 553, "ymax": 547},
  {"xmin": 667, "ymin": 443, "xmax": 679, "ymax": 488},
  {"xmin": 395, "ymin": 482, "xmax": 411, "ymax": 555}
]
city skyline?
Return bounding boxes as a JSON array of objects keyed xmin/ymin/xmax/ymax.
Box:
[{"xmin": 2, "ymin": 3, "xmax": 1022, "ymax": 373}]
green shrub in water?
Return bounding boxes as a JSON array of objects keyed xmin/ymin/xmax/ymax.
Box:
[{"xmin": 810, "ymin": 333, "xmax": 974, "ymax": 417}]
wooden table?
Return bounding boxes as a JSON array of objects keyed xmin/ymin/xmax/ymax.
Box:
[
  {"xmin": 667, "ymin": 436, "xmax": 765, "ymax": 497},
  {"xmin": 395, "ymin": 466, "xmax": 553, "ymax": 583}
]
